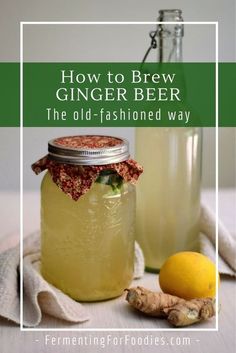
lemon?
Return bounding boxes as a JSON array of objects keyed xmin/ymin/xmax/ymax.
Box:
[{"xmin": 159, "ymin": 252, "xmax": 219, "ymax": 299}]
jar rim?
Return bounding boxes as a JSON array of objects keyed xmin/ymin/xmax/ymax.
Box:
[{"xmin": 48, "ymin": 135, "xmax": 130, "ymax": 165}]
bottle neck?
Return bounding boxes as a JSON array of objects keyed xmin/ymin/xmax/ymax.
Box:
[
  {"xmin": 157, "ymin": 10, "xmax": 184, "ymax": 63},
  {"xmin": 158, "ymin": 35, "xmax": 183, "ymax": 62}
]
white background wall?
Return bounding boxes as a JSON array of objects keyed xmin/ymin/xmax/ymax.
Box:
[{"xmin": 0, "ymin": 0, "xmax": 235, "ymax": 190}]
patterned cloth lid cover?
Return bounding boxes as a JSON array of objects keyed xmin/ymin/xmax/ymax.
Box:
[{"xmin": 32, "ymin": 135, "xmax": 143, "ymax": 201}]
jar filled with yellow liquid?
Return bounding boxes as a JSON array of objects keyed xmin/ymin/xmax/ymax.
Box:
[
  {"xmin": 136, "ymin": 10, "xmax": 202, "ymax": 271},
  {"xmin": 32, "ymin": 135, "xmax": 143, "ymax": 301}
]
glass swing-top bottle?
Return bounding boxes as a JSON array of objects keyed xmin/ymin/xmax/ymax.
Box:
[{"xmin": 135, "ymin": 10, "xmax": 202, "ymax": 272}]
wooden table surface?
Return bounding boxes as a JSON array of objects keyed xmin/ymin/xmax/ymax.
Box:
[{"xmin": 0, "ymin": 189, "xmax": 235, "ymax": 353}]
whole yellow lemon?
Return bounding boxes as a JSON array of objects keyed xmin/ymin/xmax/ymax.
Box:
[{"xmin": 159, "ymin": 252, "xmax": 219, "ymax": 299}]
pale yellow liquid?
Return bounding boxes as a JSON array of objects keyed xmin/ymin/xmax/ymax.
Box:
[
  {"xmin": 41, "ymin": 172, "xmax": 135, "ymax": 301},
  {"xmin": 136, "ymin": 128, "xmax": 201, "ymax": 271}
]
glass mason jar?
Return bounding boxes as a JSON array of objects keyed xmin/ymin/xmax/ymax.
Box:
[
  {"xmin": 32, "ymin": 135, "xmax": 141, "ymax": 301},
  {"xmin": 135, "ymin": 10, "xmax": 202, "ymax": 272}
]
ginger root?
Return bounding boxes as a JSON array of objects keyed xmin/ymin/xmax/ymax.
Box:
[{"xmin": 125, "ymin": 286, "xmax": 216, "ymax": 327}]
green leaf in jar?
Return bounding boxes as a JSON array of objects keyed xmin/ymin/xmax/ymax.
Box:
[{"xmin": 95, "ymin": 170, "xmax": 124, "ymax": 194}]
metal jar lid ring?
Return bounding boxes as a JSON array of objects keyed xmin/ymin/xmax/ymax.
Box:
[{"xmin": 48, "ymin": 135, "xmax": 130, "ymax": 166}]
